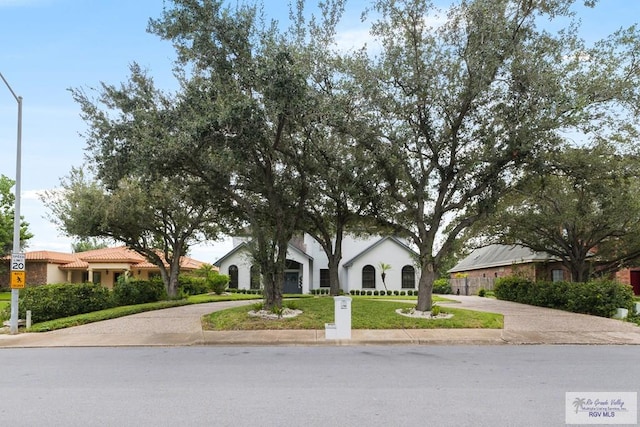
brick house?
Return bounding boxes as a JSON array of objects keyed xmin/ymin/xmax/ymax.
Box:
[
  {"xmin": 448, "ymin": 245, "xmax": 570, "ymax": 294},
  {"xmin": 0, "ymin": 246, "xmax": 206, "ymax": 289}
]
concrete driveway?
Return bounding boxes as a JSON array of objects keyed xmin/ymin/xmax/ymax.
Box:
[
  {"xmin": 444, "ymin": 295, "xmax": 640, "ymax": 344},
  {"xmin": 1, "ymin": 296, "xmax": 639, "ymax": 347}
]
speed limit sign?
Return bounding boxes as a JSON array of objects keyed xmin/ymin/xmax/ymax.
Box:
[{"xmin": 11, "ymin": 253, "xmax": 25, "ymax": 271}]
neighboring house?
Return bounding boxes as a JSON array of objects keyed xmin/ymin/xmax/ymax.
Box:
[
  {"xmin": 214, "ymin": 234, "xmax": 420, "ymax": 294},
  {"xmin": 0, "ymin": 246, "xmax": 206, "ymax": 289},
  {"xmin": 448, "ymin": 244, "xmax": 569, "ymax": 294},
  {"xmin": 614, "ymin": 269, "xmax": 640, "ymax": 295},
  {"xmin": 449, "ymin": 244, "xmax": 640, "ymax": 295}
]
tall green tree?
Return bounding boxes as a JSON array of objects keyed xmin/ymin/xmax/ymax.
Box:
[
  {"xmin": 45, "ymin": 65, "xmax": 230, "ymax": 297},
  {"xmin": 356, "ymin": 0, "xmax": 640, "ymax": 311},
  {"xmin": 148, "ymin": 0, "xmax": 349, "ymax": 308},
  {"xmin": 478, "ymin": 142, "xmax": 640, "ymax": 282},
  {"xmin": 45, "ymin": 168, "xmax": 224, "ymax": 297},
  {"xmin": 0, "ymin": 174, "xmax": 33, "ymax": 255}
]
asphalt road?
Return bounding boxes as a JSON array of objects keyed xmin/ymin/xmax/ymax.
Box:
[{"xmin": 1, "ymin": 345, "xmax": 638, "ymax": 426}]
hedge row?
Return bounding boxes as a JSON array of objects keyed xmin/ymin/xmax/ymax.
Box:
[
  {"xmin": 347, "ymin": 289, "xmax": 413, "ymax": 296},
  {"xmin": 494, "ymin": 276, "xmax": 634, "ymax": 318},
  {"xmin": 9, "ymin": 279, "xmax": 168, "ymax": 324}
]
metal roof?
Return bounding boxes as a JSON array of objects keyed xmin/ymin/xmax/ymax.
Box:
[{"xmin": 448, "ymin": 244, "xmax": 557, "ymax": 273}]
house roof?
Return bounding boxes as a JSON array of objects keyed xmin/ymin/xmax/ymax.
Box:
[
  {"xmin": 213, "ymin": 242, "xmax": 313, "ymax": 267},
  {"xmin": 342, "ymin": 236, "xmax": 418, "ymax": 268},
  {"xmin": 448, "ymin": 244, "xmax": 557, "ymax": 273},
  {"xmin": 3, "ymin": 246, "xmax": 206, "ymax": 271}
]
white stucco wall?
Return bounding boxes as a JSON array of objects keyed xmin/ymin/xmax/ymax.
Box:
[
  {"xmin": 218, "ymin": 235, "xmax": 419, "ymax": 294},
  {"xmin": 217, "ymin": 245, "xmax": 312, "ymax": 293},
  {"xmin": 342, "ymin": 239, "xmax": 420, "ymax": 292}
]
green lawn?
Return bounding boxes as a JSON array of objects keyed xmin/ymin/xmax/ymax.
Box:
[
  {"xmin": 14, "ymin": 293, "xmax": 500, "ymax": 333},
  {"xmin": 0, "ymin": 292, "xmax": 10, "ymax": 319},
  {"xmin": 203, "ymin": 297, "xmax": 503, "ymax": 330}
]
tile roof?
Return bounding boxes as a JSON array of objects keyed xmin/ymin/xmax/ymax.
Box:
[{"xmin": 4, "ymin": 246, "xmax": 206, "ymax": 271}]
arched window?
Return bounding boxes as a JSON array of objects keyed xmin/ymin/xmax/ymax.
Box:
[
  {"xmin": 250, "ymin": 264, "xmax": 261, "ymax": 290},
  {"xmin": 362, "ymin": 265, "xmax": 376, "ymax": 289},
  {"xmin": 401, "ymin": 265, "xmax": 415, "ymax": 289},
  {"xmin": 228, "ymin": 265, "xmax": 239, "ymax": 289}
]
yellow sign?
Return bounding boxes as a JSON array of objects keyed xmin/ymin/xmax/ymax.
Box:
[{"xmin": 10, "ymin": 271, "xmax": 25, "ymax": 289}]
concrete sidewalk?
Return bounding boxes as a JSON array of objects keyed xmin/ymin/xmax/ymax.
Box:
[{"xmin": 1, "ymin": 296, "xmax": 640, "ymax": 348}]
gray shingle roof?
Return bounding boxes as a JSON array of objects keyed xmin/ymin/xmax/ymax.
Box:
[{"xmin": 448, "ymin": 244, "xmax": 557, "ymax": 273}]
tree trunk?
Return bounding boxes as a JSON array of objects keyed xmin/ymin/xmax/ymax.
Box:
[
  {"xmin": 263, "ymin": 271, "xmax": 284, "ymax": 309},
  {"xmin": 415, "ymin": 261, "xmax": 435, "ymax": 312},
  {"xmin": 168, "ymin": 267, "xmax": 180, "ymax": 297},
  {"xmin": 262, "ymin": 238, "xmax": 288, "ymax": 310},
  {"xmin": 327, "ymin": 253, "xmax": 341, "ymax": 296}
]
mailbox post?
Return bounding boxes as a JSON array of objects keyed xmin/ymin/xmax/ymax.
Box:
[{"xmin": 325, "ymin": 296, "xmax": 352, "ymax": 340}]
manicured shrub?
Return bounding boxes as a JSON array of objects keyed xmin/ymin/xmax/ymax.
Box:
[
  {"xmin": 373, "ymin": 290, "xmax": 379, "ymax": 296},
  {"xmin": 113, "ymin": 278, "xmax": 167, "ymax": 306},
  {"xmin": 178, "ymin": 275, "xmax": 209, "ymax": 295},
  {"xmin": 210, "ymin": 273, "xmax": 230, "ymax": 295},
  {"xmin": 19, "ymin": 283, "xmax": 113, "ymax": 323},
  {"xmin": 394, "ymin": 290, "xmax": 399, "ymax": 296},
  {"xmin": 432, "ymin": 278, "xmax": 452, "ymax": 294},
  {"xmin": 495, "ymin": 276, "xmax": 634, "ymax": 318},
  {"xmin": 478, "ymin": 288, "xmax": 486, "ymax": 297},
  {"xmin": 399, "ymin": 291, "xmax": 406, "ymax": 296},
  {"xmin": 407, "ymin": 290, "xmax": 413, "ymax": 296}
]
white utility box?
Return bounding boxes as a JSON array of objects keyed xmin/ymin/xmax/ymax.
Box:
[{"xmin": 325, "ymin": 296, "xmax": 352, "ymax": 340}]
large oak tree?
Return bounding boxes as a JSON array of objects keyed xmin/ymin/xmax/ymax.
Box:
[
  {"xmin": 355, "ymin": 0, "xmax": 640, "ymax": 311},
  {"xmin": 477, "ymin": 142, "xmax": 640, "ymax": 282}
]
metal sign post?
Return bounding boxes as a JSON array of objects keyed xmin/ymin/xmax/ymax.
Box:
[{"xmin": 1, "ymin": 72, "xmax": 24, "ymax": 334}]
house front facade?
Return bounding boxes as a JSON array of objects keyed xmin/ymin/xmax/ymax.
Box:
[
  {"xmin": 214, "ymin": 234, "xmax": 421, "ymax": 294},
  {"xmin": 448, "ymin": 244, "xmax": 570, "ymax": 295},
  {"xmin": 0, "ymin": 246, "xmax": 206, "ymax": 289},
  {"xmin": 450, "ymin": 244, "xmax": 640, "ymax": 295}
]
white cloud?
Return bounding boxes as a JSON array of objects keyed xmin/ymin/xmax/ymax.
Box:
[{"xmin": 22, "ymin": 188, "xmax": 45, "ymax": 200}]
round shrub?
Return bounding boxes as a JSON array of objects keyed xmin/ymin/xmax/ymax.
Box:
[
  {"xmin": 432, "ymin": 278, "xmax": 452, "ymax": 294},
  {"xmin": 178, "ymin": 275, "xmax": 209, "ymax": 295},
  {"xmin": 113, "ymin": 278, "xmax": 167, "ymax": 306},
  {"xmin": 209, "ymin": 273, "xmax": 230, "ymax": 295}
]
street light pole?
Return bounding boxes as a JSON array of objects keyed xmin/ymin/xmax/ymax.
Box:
[{"xmin": 0, "ymin": 72, "xmax": 23, "ymax": 334}]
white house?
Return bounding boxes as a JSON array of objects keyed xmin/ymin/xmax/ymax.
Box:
[{"xmin": 214, "ymin": 234, "xmax": 420, "ymax": 294}]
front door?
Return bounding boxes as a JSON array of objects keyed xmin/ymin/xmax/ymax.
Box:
[
  {"xmin": 283, "ymin": 272, "xmax": 301, "ymax": 294},
  {"xmin": 631, "ymin": 271, "xmax": 640, "ymax": 295}
]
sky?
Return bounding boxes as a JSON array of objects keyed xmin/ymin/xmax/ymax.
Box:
[{"xmin": 0, "ymin": 0, "xmax": 639, "ymax": 263}]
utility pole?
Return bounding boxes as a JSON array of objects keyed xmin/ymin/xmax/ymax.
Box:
[{"xmin": 1, "ymin": 71, "xmax": 24, "ymax": 334}]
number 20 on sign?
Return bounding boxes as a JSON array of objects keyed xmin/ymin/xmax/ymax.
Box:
[{"xmin": 10, "ymin": 253, "xmax": 26, "ymax": 289}]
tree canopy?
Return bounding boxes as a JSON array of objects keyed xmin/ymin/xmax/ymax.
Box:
[
  {"xmin": 0, "ymin": 174, "xmax": 33, "ymax": 256},
  {"xmin": 44, "ymin": 64, "xmax": 231, "ymax": 297},
  {"xmin": 50, "ymin": 0, "xmax": 640, "ymax": 308},
  {"xmin": 476, "ymin": 142, "xmax": 640, "ymax": 282},
  {"xmin": 352, "ymin": 0, "xmax": 640, "ymax": 310}
]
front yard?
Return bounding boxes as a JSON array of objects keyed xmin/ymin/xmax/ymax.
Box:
[{"xmin": 203, "ymin": 296, "xmax": 504, "ymax": 330}]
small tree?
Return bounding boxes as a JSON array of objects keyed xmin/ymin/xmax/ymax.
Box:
[{"xmin": 379, "ymin": 262, "xmax": 391, "ymax": 292}]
